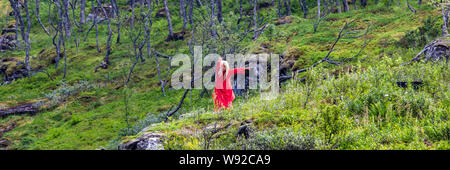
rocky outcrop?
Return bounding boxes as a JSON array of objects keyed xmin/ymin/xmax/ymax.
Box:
[
  {"xmin": 0, "ymin": 58, "xmax": 28, "ymax": 85},
  {"xmin": 118, "ymin": 132, "xmax": 164, "ymax": 150},
  {"xmin": 0, "ymin": 139, "xmax": 10, "ymax": 148},
  {"xmin": 1, "ymin": 25, "xmax": 17, "ymax": 35}
]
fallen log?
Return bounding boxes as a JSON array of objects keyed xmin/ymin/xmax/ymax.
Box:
[
  {"xmin": 402, "ymin": 36, "xmax": 450, "ymax": 65},
  {"xmin": 0, "ymin": 103, "xmax": 39, "ymax": 117}
]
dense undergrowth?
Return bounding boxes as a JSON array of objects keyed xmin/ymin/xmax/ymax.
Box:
[
  {"xmin": 0, "ymin": 0, "xmax": 448, "ymax": 149},
  {"xmin": 151, "ymin": 59, "xmax": 449, "ymax": 150}
]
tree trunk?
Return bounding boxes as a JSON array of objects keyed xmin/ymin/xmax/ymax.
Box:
[
  {"xmin": 92, "ymin": 0, "xmax": 100, "ymax": 52},
  {"xmin": 406, "ymin": 0, "xmax": 416, "ymax": 13},
  {"xmin": 24, "ymin": 0, "xmax": 31, "ymax": 76},
  {"xmin": 287, "ymin": 0, "xmax": 291, "ymax": 16},
  {"xmin": 336, "ymin": 0, "xmax": 341, "ymax": 13},
  {"xmin": 97, "ymin": 0, "xmax": 112, "ymax": 65},
  {"xmin": 283, "ymin": 0, "xmax": 289, "ymax": 16},
  {"xmin": 188, "ymin": 0, "xmax": 194, "ymax": 25},
  {"xmin": 253, "ymin": 0, "xmax": 259, "ymax": 39},
  {"xmin": 299, "ymin": 0, "xmax": 308, "ymax": 18},
  {"xmin": 442, "ymin": 4, "xmax": 449, "ymax": 36},
  {"xmin": 62, "ymin": 0, "xmax": 71, "ymax": 38},
  {"xmin": 317, "ymin": 0, "xmax": 320, "ymax": 19},
  {"xmin": 163, "ymin": 0, "xmax": 174, "ymax": 40},
  {"xmin": 342, "ymin": 0, "xmax": 349, "ymax": 12},
  {"xmin": 80, "ymin": 0, "xmax": 86, "ymax": 25},
  {"xmin": 237, "ymin": 0, "xmax": 243, "ymax": 29},
  {"xmin": 278, "ymin": 0, "xmax": 282, "ymax": 17},
  {"xmin": 217, "ymin": 0, "xmax": 223, "ymax": 23},
  {"xmin": 209, "ymin": 0, "xmax": 216, "ymax": 39},
  {"xmin": 180, "ymin": 0, "xmax": 188, "ymax": 32},
  {"xmin": 323, "ymin": 0, "xmax": 328, "ymax": 14},
  {"xmin": 112, "ymin": 0, "xmax": 121, "ymax": 44},
  {"xmin": 36, "ymin": 0, "xmax": 50, "ymax": 35},
  {"xmin": 360, "ymin": 0, "xmax": 367, "ymax": 8},
  {"xmin": 9, "ymin": 0, "xmax": 25, "ymax": 46}
]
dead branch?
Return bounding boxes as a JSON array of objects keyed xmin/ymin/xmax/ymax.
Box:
[
  {"xmin": 164, "ymin": 89, "xmax": 190, "ymax": 121},
  {"xmin": 406, "ymin": 0, "xmax": 416, "ymax": 13},
  {"xmin": 298, "ymin": 21, "xmax": 351, "ymax": 74}
]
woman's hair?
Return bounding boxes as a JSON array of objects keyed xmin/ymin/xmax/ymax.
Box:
[{"xmin": 220, "ymin": 60, "xmax": 230, "ymax": 78}]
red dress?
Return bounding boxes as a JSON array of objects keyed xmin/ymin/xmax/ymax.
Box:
[{"xmin": 213, "ymin": 61, "xmax": 246, "ymax": 111}]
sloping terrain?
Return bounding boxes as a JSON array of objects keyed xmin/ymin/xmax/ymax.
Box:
[{"xmin": 0, "ymin": 0, "xmax": 448, "ymax": 150}]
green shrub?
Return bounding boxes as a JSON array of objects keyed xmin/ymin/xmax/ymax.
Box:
[
  {"xmin": 228, "ymin": 128, "xmax": 316, "ymax": 150},
  {"xmin": 425, "ymin": 122, "xmax": 450, "ymax": 141},
  {"xmin": 320, "ymin": 105, "xmax": 349, "ymax": 146}
]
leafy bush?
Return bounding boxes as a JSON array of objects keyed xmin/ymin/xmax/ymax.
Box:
[
  {"xmin": 319, "ymin": 105, "xmax": 350, "ymax": 146},
  {"xmin": 44, "ymin": 80, "xmax": 92, "ymax": 108},
  {"xmin": 228, "ymin": 127, "xmax": 316, "ymax": 150},
  {"xmin": 425, "ymin": 122, "xmax": 450, "ymax": 141}
]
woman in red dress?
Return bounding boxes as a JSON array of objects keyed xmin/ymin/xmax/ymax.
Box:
[{"xmin": 213, "ymin": 57, "xmax": 251, "ymax": 112}]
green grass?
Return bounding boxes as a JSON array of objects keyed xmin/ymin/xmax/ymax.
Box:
[{"xmin": 0, "ymin": 0, "xmax": 448, "ymax": 149}]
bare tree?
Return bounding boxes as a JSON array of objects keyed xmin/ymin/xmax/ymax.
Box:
[
  {"xmin": 317, "ymin": 0, "xmax": 321, "ymax": 19},
  {"xmin": 163, "ymin": 0, "xmax": 174, "ymax": 40},
  {"xmin": 93, "ymin": 0, "xmax": 100, "ymax": 52},
  {"xmin": 24, "ymin": 0, "xmax": 31, "ymax": 76},
  {"xmin": 188, "ymin": 0, "xmax": 194, "ymax": 25},
  {"xmin": 237, "ymin": 0, "xmax": 244, "ymax": 29},
  {"xmin": 406, "ymin": 0, "xmax": 416, "ymax": 13},
  {"xmin": 298, "ymin": 20, "xmax": 369, "ymax": 74},
  {"xmin": 299, "ymin": 0, "xmax": 308, "ymax": 18},
  {"xmin": 8, "ymin": 0, "xmax": 32, "ymax": 75},
  {"xmin": 217, "ymin": 0, "xmax": 223, "ymax": 23},
  {"xmin": 287, "ymin": 0, "xmax": 291, "ymax": 16},
  {"xmin": 126, "ymin": 0, "xmax": 148, "ymax": 84},
  {"xmin": 283, "ymin": 0, "xmax": 289, "ymax": 16},
  {"xmin": 62, "ymin": 0, "xmax": 72, "ymax": 38},
  {"xmin": 278, "ymin": 0, "xmax": 282, "ymax": 17},
  {"xmin": 323, "ymin": 0, "xmax": 328, "ymax": 14},
  {"xmin": 313, "ymin": 0, "xmax": 323, "ymax": 33},
  {"xmin": 50, "ymin": 0, "xmax": 63, "ymax": 69},
  {"xmin": 96, "ymin": 0, "xmax": 112, "ymax": 65},
  {"xmin": 342, "ymin": 0, "xmax": 349, "ymax": 12},
  {"xmin": 69, "ymin": 0, "xmax": 81, "ymax": 53},
  {"xmin": 180, "ymin": 0, "xmax": 188, "ymax": 32},
  {"xmin": 81, "ymin": 0, "xmax": 86, "ymax": 25},
  {"xmin": 54, "ymin": 0, "xmax": 68, "ymax": 78},
  {"xmin": 360, "ymin": 0, "xmax": 367, "ymax": 8},
  {"xmin": 336, "ymin": 0, "xmax": 341, "ymax": 13},
  {"xmin": 253, "ymin": 0, "xmax": 259, "ymax": 39},
  {"xmin": 36, "ymin": 0, "xmax": 51, "ymax": 35},
  {"xmin": 442, "ymin": 4, "xmax": 449, "ymax": 36},
  {"xmin": 9, "ymin": 0, "xmax": 25, "ymax": 52}
]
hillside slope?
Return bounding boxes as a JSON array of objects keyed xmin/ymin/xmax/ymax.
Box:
[{"xmin": 0, "ymin": 0, "xmax": 448, "ymax": 150}]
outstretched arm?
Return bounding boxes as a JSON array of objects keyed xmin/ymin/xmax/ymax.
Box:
[{"xmin": 231, "ymin": 67, "xmax": 252, "ymax": 75}]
